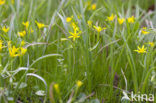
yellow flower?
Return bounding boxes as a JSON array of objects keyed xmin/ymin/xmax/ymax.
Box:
[
  {"xmin": 86, "ymin": 1, "xmax": 91, "ymax": 6},
  {"xmin": 142, "ymin": 27, "xmax": 147, "ymax": 29},
  {"xmin": 30, "ymin": 27, "xmax": 34, "ymax": 33},
  {"xmin": 21, "ymin": 40, "xmax": 25, "ymax": 46},
  {"xmin": 18, "ymin": 31, "xmax": 26, "ymax": 37},
  {"xmin": 78, "ymin": 15, "xmax": 82, "ymax": 19},
  {"xmin": 22, "ymin": 21, "xmax": 29, "ymax": 29},
  {"xmin": 141, "ymin": 30, "xmax": 149, "ymax": 35},
  {"xmin": 20, "ymin": 48, "xmax": 27, "ymax": 56},
  {"xmin": 107, "ymin": 14, "xmax": 115, "ymax": 21},
  {"xmin": 127, "ymin": 16, "xmax": 135, "ymax": 23},
  {"xmin": 134, "ymin": 45, "xmax": 147, "ymax": 53},
  {"xmin": 71, "ymin": 22, "xmax": 79, "ymax": 31},
  {"xmin": 54, "ymin": 83, "xmax": 60, "ymax": 93},
  {"xmin": 68, "ymin": 28, "xmax": 81, "ymax": 41},
  {"xmin": 9, "ymin": 46, "xmax": 20, "ymax": 57},
  {"xmin": 148, "ymin": 42, "xmax": 154, "ymax": 47},
  {"xmin": 2, "ymin": 26, "xmax": 10, "ymax": 33},
  {"xmin": 0, "ymin": 40, "xmax": 3, "ymax": 52},
  {"xmin": 91, "ymin": 4, "xmax": 96, "ymax": 10},
  {"xmin": 35, "ymin": 21, "xmax": 46, "ymax": 29},
  {"xmin": 76, "ymin": 80, "xmax": 83, "ymax": 88},
  {"xmin": 103, "ymin": 27, "xmax": 107, "ymax": 30},
  {"xmin": 0, "ymin": 0, "xmax": 5, "ymax": 5},
  {"xmin": 93, "ymin": 26, "xmax": 102, "ymax": 32},
  {"xmin": 7, "ymin": 41, "xmax": 11, "ymax": 47},
  {"xmin": 11, "ymin": 0, "xmax": 14, "ymax": 4},
  {"xmin": 118, "ymin": 18, "xmax": 125, "ymax": 25},
  {"xmin": 8, "ymin": 41, "xmax": 27, "ymax": 57},
  {"xmin": 93, "ymin": 25, "xmax": 106, "ymax": 32},
  {"xmin": 66, "ymin": 16, "xmax": 73, "ymax": 22},
  {"xmin": 71, "ymin": 22, "xmax": 77, "ymax": 28},
  {"xmin": 87, "ymin": 20, "xmax": 92, "ymax": 27},
  {"xmin": 141, "ymin": 27, "xmax": 149, "ymax": 35}
]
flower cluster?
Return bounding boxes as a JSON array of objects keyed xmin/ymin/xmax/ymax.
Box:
[
  {"xmin": 0, "ymin": 19, "xmax": 47, "ymax": 58},
  {"xmin": 106, "ymin": 14, "xmax": 135, "ymax": 24},
  {"xmin": 68, "ymin": 22, "xmax": 81, "ymax": 41},
  {"xmin": 134, "ymin": 27, "xmax": 153, "ymax": 53},
  {"xmin": 2, "ymin": 26, "xmax": 10, "ymax": 33},
  {"xmin": 65, "ymin": 13, "xmax": 154, "ymax": 51},
  {"xmin": 8, "ymin": 41, "xmax": 27, "ymax": 57}
]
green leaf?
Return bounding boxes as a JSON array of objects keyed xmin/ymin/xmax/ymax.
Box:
[{"xmin": 89, "ymin": 41, "xmax": 99, "ymax": 51}]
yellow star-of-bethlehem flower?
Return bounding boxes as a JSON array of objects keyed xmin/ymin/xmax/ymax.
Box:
[
  {"xmin": 7, "ymin": 41, "xmax": 11, "ymax": 46},
  {"xmin": 127, "ymin": 16, "xmax": 135, "ymax": 23},
  {"xmin": 86, "ymin": 1, "xmax": 91, "ymax": 6},
  {"xmin": 9, "ymin": 46, "xmax": 20, "ymax": 57},
  {"xmin": 11, "ymin": 0, "xmax": 14, "ymax": 4},
  {"xmin": 141, "ymin": 27, "xmax": 149, "ymax": 35},
  {"xmin": 134, "ymin": 45, "xmax": 147, "ymax": 53},
  {"xmin": 78, "ymin": 15, "xmax": 82, "ymax": 19},
  {"xmin": 93, "ymin": 25, "xmax": 106, "ymax": 32},
  {"xmin": 22, "ymin": 21, "xmax": 29, "ymax": 29},
  {"xmin": 35, "ymin": 21, "xmax": 46, "ymax": 29},
  {"xmin": 18, "ymin": 31, "xmax": 26, "ymax": 37},
  {"xmin": 29, "ymin": 27, "xmax": 34, "ymax": 33},
  {"xmin": 0, "ymin": 0, "xmax": 5, "ymax": 5},
  {"xmin": 148, "ymin": 42, "xmax": 154, "ymax": 47},
  {"xmin": 107, "ymin": 14, "xmax": 115, "ymax": 21},
  {"xmin": 2, "ymin": 26, "xmax": 10, "ymax": 33},
  {"xmin": 66, "ymin": 16, "xmax": 73, "ymax": 22},
  {"xmin": 76, "ymin": 80, "xmax": 83, "ymax": 88},
  {"xmin": 142, "ymin": 27, "xmax": 147, "ymax": 29},
  {"xmin": 141, "ymin": 30, "xmax": 149, "ymax": 35},
  {"xmin": 71, "ymin": 22, "xmax": 77, "ymax": 28},
  {"xmin": 20, "ymin": 47, "xmax": 27, "ymax": 56},
  {"xmin": 68, "ymin": 27, "xmax": 81, "ymax": 41},
  {"xmin": 8, "ymin": 41, "xmax": 27, "ymax": 57},
  {"xmin": 21, "ymin": 40, "xmax": 25, "ymax": 46},
  {"xmin": 87, "ymin": 20, "xmax": 92, "ymax": 27},
  {"xmin": 71, "ymin": 22, "xmax": 80, "ymax": 31},
  {"xmin": 118, "ymin": 18, "xmax": 125, "ymax": 25},
  {"xmin": 91, "ymin": 4, "xmax": 96, "ymax": 10},
  {"xmin": 54, "ymin": 83, "xmax": 60, "ymax": 94},
  {"xmin": 0, "ymin": 40, "xmax": 3, "ymax": 52}
]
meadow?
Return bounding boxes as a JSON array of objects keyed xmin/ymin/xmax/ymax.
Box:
[{"xmin": 0, "ymin": 0, "xmax": 155, "ymax": 103}]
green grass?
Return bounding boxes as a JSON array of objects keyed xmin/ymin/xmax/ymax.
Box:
[{"xmin": 0, "ymin": 0, "xmax": 156, "ymax": 103}]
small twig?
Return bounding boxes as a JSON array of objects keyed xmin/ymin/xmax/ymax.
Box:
[
  {"xmin": 24, "ymin": 42, "xmax": 48, "ymax": 48},
  {"xmin": 67, "ymin": 90, "xmax": 74, "ymax": 103},
  {"xmin": 85, "ymin": 92, "xmax": 95, "ymax": 99},
  {"xmin": 49, "ymin": 82, "xmax": 55, "ymax": 103}
]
